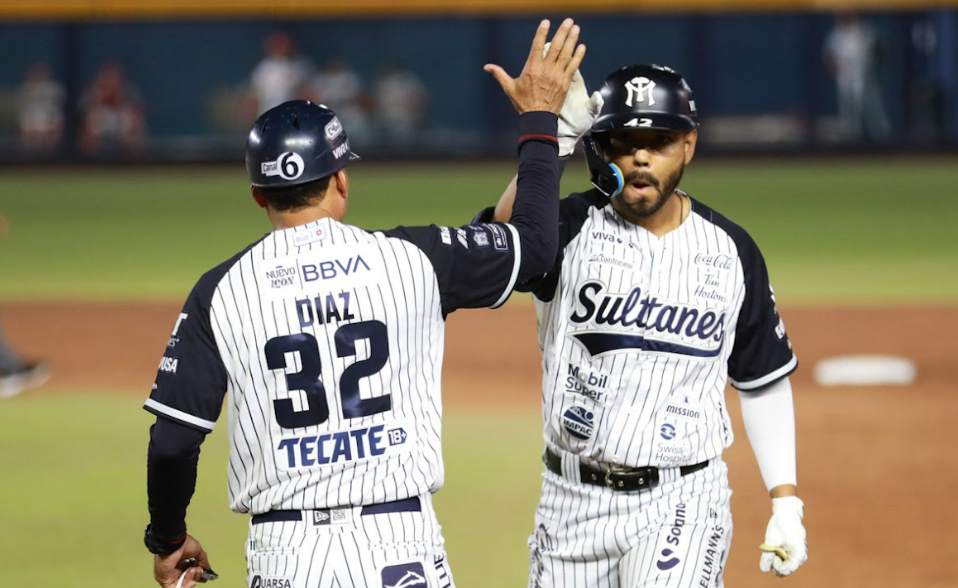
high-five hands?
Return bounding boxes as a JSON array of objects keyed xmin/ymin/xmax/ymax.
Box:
[{"xmin": 484, "ymin": 18, "xmax": 587, "ymax": 115}]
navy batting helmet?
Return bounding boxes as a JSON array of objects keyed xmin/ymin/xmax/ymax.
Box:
[
  {"xmin": 591, "ymin": 64, "xmax": 698, "ymax": 134},
  {"xmin": 246, "ymin": 100, "xmax": 360, "ymax": 188}
]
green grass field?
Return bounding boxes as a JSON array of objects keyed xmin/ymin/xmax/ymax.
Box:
[{"xmin": 1, "ymin": 159, "xmax": 956, "ymax": 303}]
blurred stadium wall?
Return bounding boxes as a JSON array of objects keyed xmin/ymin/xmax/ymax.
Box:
[{"xmin": 0, "ymin": 1, "xmax": 955, "ymax": 160}]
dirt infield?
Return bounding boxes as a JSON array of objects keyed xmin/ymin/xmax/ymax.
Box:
[{"xmin": 3, "ymin": 302, "xmax": 957, "ymax": 587}]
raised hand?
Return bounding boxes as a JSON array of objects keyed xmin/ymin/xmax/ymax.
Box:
[{"xmin": 484, "ymin": 18, "xmax": 586, "ymax": 115}]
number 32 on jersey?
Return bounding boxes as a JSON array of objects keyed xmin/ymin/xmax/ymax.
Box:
[{"xmin": 264, "ymin": 320, "xmax": 410, "ymax": 470}]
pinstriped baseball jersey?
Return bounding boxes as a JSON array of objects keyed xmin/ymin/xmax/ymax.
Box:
[
  {"xmin": 524, "ymin": 189, "xmax": 796, "ymax": 469},
  {"xmin": 145, "ymin": 217, "xmax": 521, "ymax": 515}
]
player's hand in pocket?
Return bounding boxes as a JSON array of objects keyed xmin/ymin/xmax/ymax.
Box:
[
  {"xmin": 483, "ymin": 18, "xmax": 586, "ymax": 115},
  {"xmin": 759, "ymin": 496, "xmax": 808, "ymax": 577}
]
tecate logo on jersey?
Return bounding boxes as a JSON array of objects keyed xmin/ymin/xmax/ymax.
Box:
[
  {"xmin": 569, "ymin": 282, "xmax": 726, "ymax": 358},
  {"xmin": 276, "ymin": 421, "xmax": 411, "ymax": 470}
]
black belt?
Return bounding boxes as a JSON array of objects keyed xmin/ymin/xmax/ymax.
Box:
[
  {"xmin": 251, "ymin": 496, "xmax": 421, "ymax": 525},
  {"xmin": 545, "ymin": 448, "xmax": 709, "ymax": 492}
]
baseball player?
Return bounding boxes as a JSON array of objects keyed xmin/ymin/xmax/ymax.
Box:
[
  {"xmin": 477, "ymin": 64, "xmax": 808, "ymax": 586},
  {"xmin": 141, "ymin": 19, "xmax": 586, "ymax": 588}
]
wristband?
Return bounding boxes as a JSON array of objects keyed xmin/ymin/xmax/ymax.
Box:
[{"xmin": 143, "ymin": 524, "xmax": 186, "ymax": 555}]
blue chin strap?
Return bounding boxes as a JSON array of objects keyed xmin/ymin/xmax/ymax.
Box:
[{"xmin": 583, "ymin": 135, "xmax": 624, "ymax": 198}]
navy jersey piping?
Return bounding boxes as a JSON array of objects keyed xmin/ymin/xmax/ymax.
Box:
[
  {"xmin": 143, "ymin": 235, "xmax": 267, "ymax": 431},
  {"xmin": 688, "ymin": 196, "xmax": 798, "ymax": 390}
]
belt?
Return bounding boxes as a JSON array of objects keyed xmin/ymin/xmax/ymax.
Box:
[
  {"xmin": 545, "ymin": 448, "xmax": 709, "ymax": 492},
  {"xmin": 251, "ymin": 496, "xmax": 421, "ymax": 525}
]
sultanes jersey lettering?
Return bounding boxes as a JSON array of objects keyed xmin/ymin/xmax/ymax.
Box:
[
  {"xmin": 520, "ymin": 190, "xmax": 796, "ymax": 469},
  {"xmin": 144, "ymin": 218, "xmax": 521, "ymax": 514}
]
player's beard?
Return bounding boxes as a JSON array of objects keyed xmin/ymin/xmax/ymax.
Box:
[{"xmin": 615, "ymin": 161, "xmax": 686, "ymax": 219}]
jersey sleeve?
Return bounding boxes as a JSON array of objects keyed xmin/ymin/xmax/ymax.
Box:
[
  {"xmin": 475, "ymin": 190, "xmax": 603, "ymax": 303},
  {"xmin": 144, "ymin": 273, "xmax": 229, "ymax": 432},
  {"xmin": 383, "ymin": 222, "xmax": 521, "ymax": 315},
  {"xmin": 727, "ymin": 237, "xmax": 798, "ymax": 391}
]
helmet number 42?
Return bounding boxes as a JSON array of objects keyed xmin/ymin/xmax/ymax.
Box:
[{"xmin": 624, "ymin": 118, "xmax": 653, "ymax": 128}]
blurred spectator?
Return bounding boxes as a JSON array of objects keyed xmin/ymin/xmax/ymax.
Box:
[
  {"xmin": 18, "ymin": 63, "xmax": 65, "ymax": 151},
  {"xmin": 79, "ymin": 61, "xmax": 147, "ymax": 154},
  {"xmin": 908, "ymin": 15, "xmax": 945, "ymax": 143},
  {"xmin": 373, "ymin": 64, "xmax": 427, "ymax": 148},
  {"xmin": 823, "ymin": 12, "xmax": 892, "ymax": 142},
  {"xmin": 246, "ymin": 31, "xmax": 312, "ymax": 118},
  {"xmin": 303, "ymin": 59, "xmax": 371, "ymax": 146}
]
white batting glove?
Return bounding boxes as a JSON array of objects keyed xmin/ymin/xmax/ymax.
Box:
[
  {"xmin": 759, "ymin": 496, "xmax": 808, "ymax": 577},
  {"xmin": 542, "ymin": 43, "xmax": 603, "ymax": 156}
]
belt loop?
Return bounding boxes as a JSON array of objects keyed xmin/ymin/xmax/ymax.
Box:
[
  {"xmin": 659, "ymin": 465, "xmax": 677, "ymax": 486},
  {"xmin": 561, "ymin": 451, "xmax": 581, "ymax": 484}
]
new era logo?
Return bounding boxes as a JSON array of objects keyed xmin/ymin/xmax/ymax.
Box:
[{"xmin": 311, "ymin": 508, "xmax": 349, "ymax": 526}]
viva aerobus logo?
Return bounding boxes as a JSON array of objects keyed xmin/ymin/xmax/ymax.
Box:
[{"xmin": 656, "ymin": 502, "xmax": 687, "ymax": 571}]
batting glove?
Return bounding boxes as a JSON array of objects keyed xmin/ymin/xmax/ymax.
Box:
[
  {"xmin": 542, "ymin": 43, "xmax": 603, "ymax": 157},
  {"xmin": 760, "ymin": 496, "xmax": 808, "ymax": 577}
]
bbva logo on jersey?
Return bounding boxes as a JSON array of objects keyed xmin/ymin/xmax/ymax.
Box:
[{"xmin": 259, "ymin": 251, "xmax": 374, "ymax": 293}]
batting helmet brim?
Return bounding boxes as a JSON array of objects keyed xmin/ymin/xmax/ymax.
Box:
[{"xmin": 591, "ymin": 112, "xmax": 698, "ymax": 133}]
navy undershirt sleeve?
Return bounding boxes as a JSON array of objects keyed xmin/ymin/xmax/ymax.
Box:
[
  {"xmin": 509, "ymin": 111, "xmax": 560, "ymax": 283},
  {"xmin": 147, "ymin": 416, "xmax": 206, "ymax": 538},
  {"xmin": 385, "ymin": 112, "xmax": 560, "ymax": 315}
]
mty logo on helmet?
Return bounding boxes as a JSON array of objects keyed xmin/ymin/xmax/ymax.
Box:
[{"xmin": 261, "ymin": 151, "xmax": 305, "ymax": 181}]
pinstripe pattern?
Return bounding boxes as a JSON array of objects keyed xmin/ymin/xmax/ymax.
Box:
[
  {"xmin": 527, "ymin": 193, "xmax": 791, "ymax": 587},
  {"xmin": 247, "ymin": 494, "xmax": 453, "ymax": 588},
  {"xmin": 144, "ymin": 212, "xmax": 524, "ymax": 586},
  {"xmin": 530, "ymin": 461, "xmax": 732, "ymax": 588},
  {"xmin": 536, "ymin": 197, "xmax": 782, "ymax": 468},
  {"xmin": 178, "ymin": 216, "xmax": 532, "ymax": 588},
  {"xmin": 208, "ymin": 219, "xmax": 451, "ymax": 515}
]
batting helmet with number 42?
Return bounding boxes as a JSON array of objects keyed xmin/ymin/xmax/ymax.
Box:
[
  {"xmin": 591, "ymin": 64, "xmax": 698, "ymax": 134},
  {"xmin": 584, "ymin": 64, "xmax": 698, "ymax": 198},
  {"xmin": 246, "ymin": 100, "xmax": 360, "ymax": 188}
]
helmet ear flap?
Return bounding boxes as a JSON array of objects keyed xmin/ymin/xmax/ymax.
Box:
[{"xmin": 583, "ymin": 135, "xmax": 623, "ymax": 198}]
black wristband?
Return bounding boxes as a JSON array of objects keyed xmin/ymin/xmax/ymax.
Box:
[
  {"xmin": 143, "ymin": 524, "xmax": 186, "ymax": 555},
  {"xmin": 517, "ymin": 111, "xmax": 559, "ymax": 152}
]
